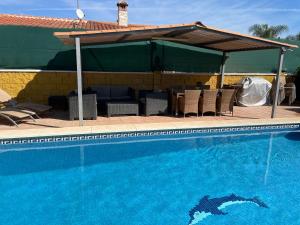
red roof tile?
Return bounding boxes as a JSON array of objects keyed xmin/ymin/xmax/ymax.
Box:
[{"xmin": 0, "ymin": 14, "xmax": 143, "ymax": 30}]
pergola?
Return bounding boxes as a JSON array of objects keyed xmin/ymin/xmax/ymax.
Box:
[{"xmin": 54, "ymin": 22, "xmax": 298, "ymax": 126}]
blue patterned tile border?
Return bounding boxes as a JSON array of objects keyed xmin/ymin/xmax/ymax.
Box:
[{"xmin": 0, "ymin": 123, "xmax": 299, "ymax": 146}]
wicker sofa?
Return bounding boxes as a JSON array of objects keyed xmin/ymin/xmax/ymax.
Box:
[
  {"xmin": 87, "ymin": 86, "xmax": 135, "ymax": 114},
  {"xmin": 139, "ymin": 90, "xmax": 169, "ymax": 116}
]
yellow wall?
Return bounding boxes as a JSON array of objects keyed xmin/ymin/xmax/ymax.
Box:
[
  {"xmin": 0, "ymin": 71, "xmax": 287, "ymax": 104},
  {"xmin": 0, "ymin": 72, "xmax": 77, "ymax": 104}
]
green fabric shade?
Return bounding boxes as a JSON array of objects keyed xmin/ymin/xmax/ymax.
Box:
[{"xmin": 0, "ymin": 26, "xmax": 299, "ymax": 73}]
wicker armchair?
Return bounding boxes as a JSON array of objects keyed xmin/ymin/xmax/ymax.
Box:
[
  {"xmin": 142, "ymin": 92, "xmax": 169, "ymax": 116},
  {"xmin": 217, "ymin": 89, "xmax": 235, "ymax": 116},
  {"xmin": 178, "ymin": 90, "xmax": 201, "ymax": 117},
  {"xmin": 272, "ymin": 77, "xmax": 286, "ymax": 105},
  {"xmin": 69, "ymin": 94, "xmax": 97, "ymax": 120},
  {"xmin": 199, "ymin": 90, "xmax": 218, "ymax": 116}
]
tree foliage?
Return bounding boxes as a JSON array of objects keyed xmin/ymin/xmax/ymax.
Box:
[
  {"xmin": 249, "ymin": 24, "xmax": 288, "ymax": 38},
  {"xmin": 286, "ymin": 32, "xmax": 300, "ymax": 41},
  {"xmin": 296, "ymin": 67, "xmax": 300, "ymax": 76}
]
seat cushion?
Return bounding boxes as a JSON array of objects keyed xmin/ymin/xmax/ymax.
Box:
[
  {"xmin": 110, "ymin": 86, "xmax": 129, "ymax": 98},
  {"xmin": 138, "ymin": 90, "xmax": 153, "ymax": 99},
  {"xmin": 139, "ymin": 98, "xmax": 146, "ymax": 104},
  {"xmin": 111, "ymin": 96, "xmax": 132, "ymax": 101},
  {"xmin": 97, "ymin": 97, "xmax": 111, "ymax": 101}
]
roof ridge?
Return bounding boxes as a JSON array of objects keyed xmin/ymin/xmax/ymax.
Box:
[
  {"xmin": 84, "ymin": 19, "xmax": 118, "ymax": 26},
  {"xmin": 0, "ymin": 13, "xmax": 146, "ymax": 27},
  {"xmin": 0, "ymin": 13, "xmax": 78, "ymax": 22}
]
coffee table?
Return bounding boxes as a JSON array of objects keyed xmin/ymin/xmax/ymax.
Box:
[{"xmin": 106, "ymin": 101, "xmax": 139, "ymax": 117}]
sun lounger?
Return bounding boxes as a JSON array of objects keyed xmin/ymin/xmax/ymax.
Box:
[
  {"xmin": 0, "ymin": 108, "xmax": 36, "ymax": 127},
  {"xmin": 0, "ymin": 88, "xmax": 52, "ymax": 114},
  {"xmin": 13, "ymin": 102, "xmax": 52, "ymax": 114}
]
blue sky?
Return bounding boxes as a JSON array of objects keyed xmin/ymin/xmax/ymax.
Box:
[{"xmin": 1, "ymin": 0, "xmax": 300, "ymax": 36}]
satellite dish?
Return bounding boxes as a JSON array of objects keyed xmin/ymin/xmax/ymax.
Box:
[{"xmin": 76, "ymin": 8, "xmax": 85, "ymax": 20}]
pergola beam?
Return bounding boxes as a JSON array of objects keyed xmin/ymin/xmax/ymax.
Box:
[
  {"xmin": 55, "ymin": 22, "xmax": 297, "ymax": 51},
  {"xmin": 271, "ymin": 47, "xmax": 286, "ymax": 118},
  {"xmin": 116, "ymin": 34, "xmax": 132, "ymax": 42},
  {"xmin": 197, "ymin": 26, "xmax": 292, "ymax": 49},
  {"xmin": 163, "ymin": 28, "xmax": 195, "ymax": 37},
  {"xmin": 225, "ymin": 46, "xmax": 276, "ymax": 52},
  {"xmin": 197, "ymin": 37, "xmax": 239, "ymax": 46}
]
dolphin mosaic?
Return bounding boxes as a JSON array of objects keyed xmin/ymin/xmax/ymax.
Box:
[{"xmin": 188, "ymin": 194, "xmax": 268, "ymax": 225}]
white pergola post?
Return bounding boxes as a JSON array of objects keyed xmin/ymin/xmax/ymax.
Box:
[
  {"xmin": 75, "ymin": 37, "xmax": 84, "ymax": 126},
  {"xmin": 271, "ymin": 47, "xmax": 286, "ymax": 119},
  {"xmin": 220, "ymin": 52, "xmax": 228, "ymax": 88}
]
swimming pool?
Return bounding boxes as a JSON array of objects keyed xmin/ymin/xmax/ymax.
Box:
[{"xmin": 1, "ymin": 124, "xmax": 300, "ymax": 225}]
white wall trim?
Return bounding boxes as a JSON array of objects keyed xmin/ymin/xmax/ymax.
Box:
[
  {"xmin": 0, "ymin": 69, "xmax": 153, "ymax": 75},
  {"xmin": 162, "ymin": 71, "xmax": 290, "ymax": 76},
  {"xmin": 223, "ymin": 73, "xmax": 277, "ymax": 76},
  {"xmin": 0, "ymin": 69, "xmax": 294, "ymax": 76},
  {"xmin": 162, "ymin": 71, "xmax": 293, "ymax": 76},
  {"xmin": 0, "ymin": 69, "xmax": 44, "ymax": 72}
]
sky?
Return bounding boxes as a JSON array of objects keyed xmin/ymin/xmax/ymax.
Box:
[{"xmin": 1, "ymin": 0, "xmax": 300, "ymax": 36}]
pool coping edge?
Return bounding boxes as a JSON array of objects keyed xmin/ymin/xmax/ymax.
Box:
[{"xmin": 0, "ymin": 118, "xmax": 299, "ymax": 140}]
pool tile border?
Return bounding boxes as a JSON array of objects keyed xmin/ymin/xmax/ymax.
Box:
[{"xmin": 1, "ymin": 123, "xmax": 299, "ymax": 146}]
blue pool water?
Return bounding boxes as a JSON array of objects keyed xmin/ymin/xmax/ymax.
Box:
[{"xmin": 1, "ymin": 126, "xmax": 300, "ymax": 225}]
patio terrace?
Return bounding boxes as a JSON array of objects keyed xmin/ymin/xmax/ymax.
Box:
[{"xmin": 0, "ymin": 105, "xmax": 299, "ymax": 132}]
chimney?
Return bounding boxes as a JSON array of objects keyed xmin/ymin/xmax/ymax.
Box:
[{"xmin": 117, "ymin": 0, "xmax": 128, "ymax": 26}]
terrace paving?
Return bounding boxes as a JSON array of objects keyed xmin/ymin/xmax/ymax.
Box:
[{"xmin": 0, "ymin": 105, "xmax": 299, "ymax": 139}]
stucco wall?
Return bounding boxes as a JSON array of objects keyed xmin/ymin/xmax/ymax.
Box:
[
  {"xmin": 0, "ymin": 72, "xmax": 77, "ymax": 103},
  {"xmin": 0, "ymin": 71, "xmax": 286, "ymax": 104}
]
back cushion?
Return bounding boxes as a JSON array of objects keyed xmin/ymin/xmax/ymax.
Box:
[
  {"xmin": 90, "ymin": 86, "xmax": 110, "ymax": 98},
  {"xmin": 138, "ymin": 90, "xmax": 153, "ymax": 99},
  {"xmin": 111, "ymin": 86, "xmax": 129, "ymax": 98}
]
